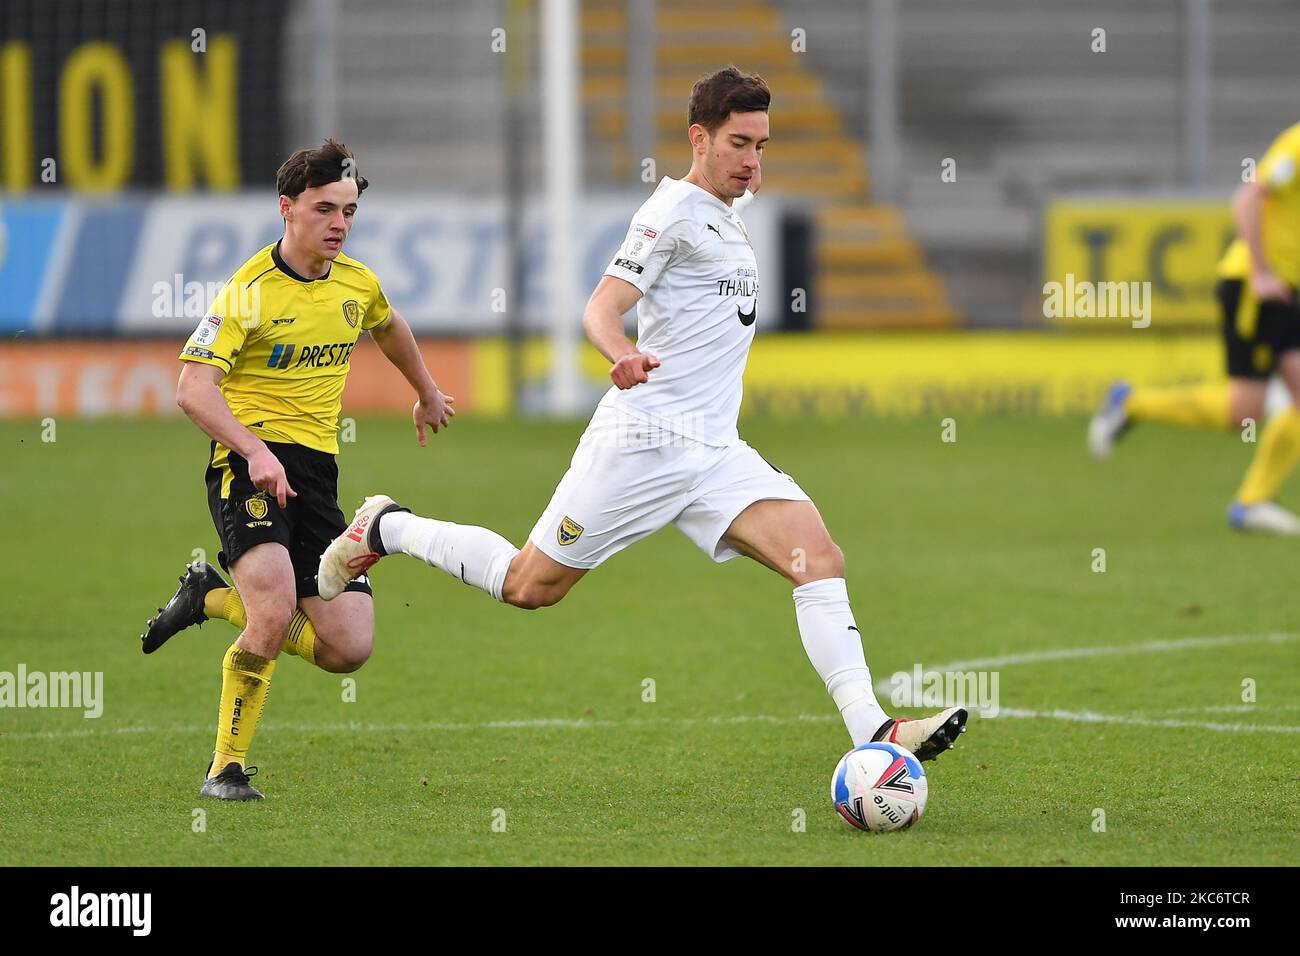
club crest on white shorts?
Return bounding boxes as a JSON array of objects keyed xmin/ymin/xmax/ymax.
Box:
[{"xmin": 557, "ymin": 516, "xmax": 584, "ymax": 546}]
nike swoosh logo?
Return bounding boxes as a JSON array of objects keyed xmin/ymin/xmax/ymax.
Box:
[{"xmin": 738, "ymin": 304, "xmax": 756, "ymax": 326}]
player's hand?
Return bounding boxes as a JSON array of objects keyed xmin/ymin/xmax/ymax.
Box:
[
  {"xmin": 413, "ymin": 389, "xmax": 456, "ymax": 445},
  {"xmin": 1252, "ymin": 268, "xmax": 1293, "ymax": 303},
  {"xmin": 248, "ymin": 448, "xmax": 296, "ymax": 509},
  {"xmin": 610, "ymin": 352, "xmax": 660, "ymax": 390}
]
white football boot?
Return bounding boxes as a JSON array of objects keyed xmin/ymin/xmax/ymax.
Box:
[
  {"xmin": 317, "ymin": 495, "xmax": 406, "ymax": 600},
  {"xmin": 1227, "ymin": 500, "xmax": 1300, "ymax": 535},
  {"xmin": 872, "ymin": 707, "xmax": 967, "ymax": 762},
  {"xmin": 1088, "ymin": 381, "xmax": 1132, "ymax": 460}
]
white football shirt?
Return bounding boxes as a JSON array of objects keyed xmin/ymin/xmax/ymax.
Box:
[{"xmin": 600, "ymin": 176, "xmax": 759, "ymax": 447}]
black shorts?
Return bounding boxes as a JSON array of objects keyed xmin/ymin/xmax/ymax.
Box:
[
  {"xmin": 204, "ymin": 440, "xmax": 372, "ymax": 600},
  {"xmin": 1219, "ymin": 278, "xmax": 1300, "ymax": 380}
]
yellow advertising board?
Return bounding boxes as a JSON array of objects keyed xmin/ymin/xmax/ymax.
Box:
[
  {"xmin": 478, "ymin": 332, "xmax": 1223, "ymax": 419},
  {"xmin": 1043, "ymin": 199, "xmax": 1235, "ymax": 328},
  {"xmin": 1, "ymin": 333, "xmax": 1222, "ymax": 421}
]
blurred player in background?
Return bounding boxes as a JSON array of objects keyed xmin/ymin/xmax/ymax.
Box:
[
  {"xmin": 1090, "ymin": 122, "xmax": 1300, "ymax": 534},
  {"xmin": 138, "ymin": 140, "xmax": 455, "ymax": 800},
  {"xmin": 317, "ymin": 67, "xmax": 967, "ymax": 761}
]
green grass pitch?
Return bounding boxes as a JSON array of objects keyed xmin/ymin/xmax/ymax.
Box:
[{"xmin": 1, "ymin": 414, "xmax": 1296, "ymax": 865}]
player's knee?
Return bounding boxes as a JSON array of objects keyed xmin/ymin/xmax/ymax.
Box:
[
  {"xmin": 814, "ymin": 541, "xmax": 846, "ymax": 579},
  {"xmin": 312, "ymin": 614, "xmax": 375, "ymax": 672},
  {"xmin": 242, "ymin": 596, "xmax": 296, "ymax": 650},
  {"xmin": 322, "ymin": 642, "xmax": 371, "ymax": 673},
  {"xmin": 796, "ymin": 540, "xmax": 845, "ymax": 583}
]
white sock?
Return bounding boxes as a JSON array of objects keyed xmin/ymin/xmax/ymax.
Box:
[
  {"xmin": 379, "ymin": 512, "xmax": 518, "ymax": 602},
  {"xmin": 793, "ymin": 577, "xmax": 889, "ymax": 746}
]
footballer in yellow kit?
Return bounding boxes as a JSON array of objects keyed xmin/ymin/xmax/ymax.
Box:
[
  {"xmin": 1089, "ymin": 122, "xmax": 1300, "ymax": 534},
  {"xmin": 138, "ymin": 140, "xmax": 454, "ymax": 800}
]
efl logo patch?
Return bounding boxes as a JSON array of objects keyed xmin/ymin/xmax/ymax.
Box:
[
  {"xmin": 245, "ymin": 496, "xmax": 269, "ymax": 520},
  {"xmin": 623, "ymin": 222, "xmax": 662, "ymax": 264},
  {"xmin": 342, "ymin": 299, "xmax": 361, "ymax": 328},
  {"xmin": 193, "ymin": 313, "xmax": 223, "ymax": 347},
  {"xmin": 557, "ymin": 516, "xmax": 584, "ymax": 546}
]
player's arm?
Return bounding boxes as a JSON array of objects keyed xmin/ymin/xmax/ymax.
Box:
[
  {"xmin": 1235, "ymin": 131, "xmax": 1300, "ymax": 303},
  {"xmin": 368, "ymin": 306, "xmax": 455, "ymax": 444},
  {"xmin": 592, "ymin": 210, "xmax": 690, "ymax": 389},
  {"xmin": 1232, "ymin": 180, "xmax": 1291, "ymax": 303},
  {"xmin": 583, "ymin": 276, "xmax": 659, "ymax": 390},
  {"xmin": 175, "ymin": 362, "xmax": 296, "ymax": 507}
]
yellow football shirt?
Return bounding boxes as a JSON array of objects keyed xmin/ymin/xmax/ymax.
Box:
[
  {"xmin": 1219, "ymin": 122, "xmax": 1300, "ymax": 286},
  {"xmin": 179, "ymin": 241, "xmax": 391, "ymax": 455}
]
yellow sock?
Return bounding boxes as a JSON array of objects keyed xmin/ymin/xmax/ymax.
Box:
[
  {"xmin": 210, "ymin": 645, "xmax": 276, "ymax": 777},
  {"xmin": 204, "ymin": 587, "xmax": 317, "ymax": 665},
  {"xmin": 1125, "ymin": 383, "xmax": 1232, "ymax": 431},
  {"xmin": 203, "ymin": 587, "xmax": 244, "ymax": 626},
  {"xmin": 283, "ymin": 611, "xmax": 317, "ymax": 666},
  {"xmin": 1236, "ymin": 406, "xmax": 1300, "ymax": 505}
]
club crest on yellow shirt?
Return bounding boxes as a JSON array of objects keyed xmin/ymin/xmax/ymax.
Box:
[
  {"xmin": 557, "ymin": 515, "xmax": 584, "ymax": 546},
  {"xmin": 245, "ymin": 496, "xmax": 269, "ymax": 520},
  {"xmin": 342, "ymin": 299, "xmax": 361, "ymax": 328}
]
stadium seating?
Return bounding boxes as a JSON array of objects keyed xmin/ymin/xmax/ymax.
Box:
[
  {"xmin": 290, "ymin": 0, "xmax": 1298, "ymax": 329},
  {"xmin": 771, "ymin": 0, "xmax": 1300, "ymax": 325},
  {"xmin": 579, "ymin": 0, "xmax": 958, "ymax": 330}
]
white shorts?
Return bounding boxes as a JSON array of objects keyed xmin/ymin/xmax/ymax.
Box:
[{"xmin": 528, "ymin": 406, "xmax": 811, "ymax": 570}]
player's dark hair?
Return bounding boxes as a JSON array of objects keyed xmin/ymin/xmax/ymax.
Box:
[
  {"xmin": 276, "ymin": 138, "xmax": 368, "ymax": 199},
  {"xmin": 687, "ymin": 66, "xmax": 770, "ymax": 134}
]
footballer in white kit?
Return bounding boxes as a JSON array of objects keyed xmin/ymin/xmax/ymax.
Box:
[
  {"xmin": 528, "ymin": 173, "xmax": 806, "ymax": 570},
  {"xmin": 317, "ymin": 67, "xmax": 967, "ymax": 761}
]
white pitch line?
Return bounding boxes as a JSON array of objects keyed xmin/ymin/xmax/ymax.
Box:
[
  {"xmin": 873, "ymin": 632, "xmax": 1298, "ymax": 696},
  {"xmin": 6, "ymin": 704, "xmax": 1299, "ymax": 742},
  {"xmin": 997, "ymin": 707, "xmax": 1300, "ymax": 734},
  {"xmin": 0, "ymin": 712, "xmax": 842, "ymax": 741},
  {"xmin": 6, "ymin": 633, "xmax": 1298, "ymax": 742},
  {"xmin": 1152, "ymin": 704, "xmax": 1300, "ymax": 715}
]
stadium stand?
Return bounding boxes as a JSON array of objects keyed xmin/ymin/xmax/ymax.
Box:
[{"xmin": 580, "ymin": 0, "xmax": 957, "ymax": 330}]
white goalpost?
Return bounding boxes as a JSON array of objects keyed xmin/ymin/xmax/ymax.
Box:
[{"xmin": 541, "ymin": 0, "xmax": 583, "ymax": 416}]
